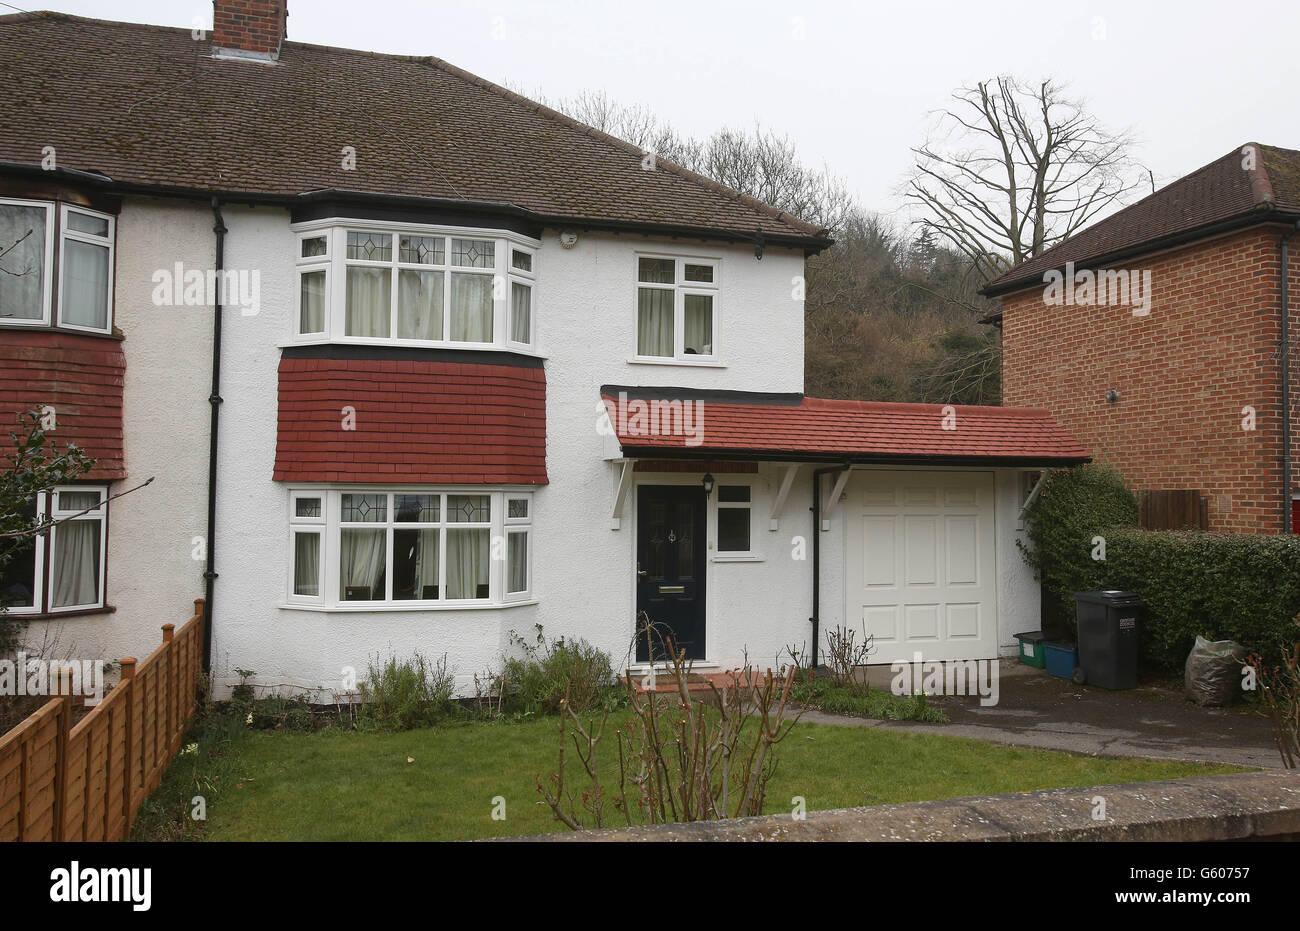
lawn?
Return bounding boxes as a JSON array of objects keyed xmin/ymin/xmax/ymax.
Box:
[{"xmin": 203, "ymin": 713, "xmax": 1245, "ymax": 841}]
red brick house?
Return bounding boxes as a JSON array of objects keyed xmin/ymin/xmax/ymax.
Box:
[{"xmin": 982, "ymin": 144, "xmax": 1300, "ymax": 534}]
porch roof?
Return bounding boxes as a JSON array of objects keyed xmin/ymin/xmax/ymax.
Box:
[{"xmin": 601, "ymin": 387, "xmax": 1090, "ymax": 467}]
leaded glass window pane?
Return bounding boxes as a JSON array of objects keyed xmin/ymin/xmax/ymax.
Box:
[
  {"xmin": 447, "ymin": 494, "xmax": 490, "ymax": 523},
  {"xmin": 399, "ymin": 234, "xmax": 444, "ymax": 265},
  {"xmin": 394, "ymin": 494, "xmax": 439, "ymax": 522},
  {"xmin": 346, "ymin": 231, "xmax": 392, "ymax": 262},
  {"xmin": 301, "ymin": 235, "xmax": 328, "ymax": 258},
  {"xmin": 341, "ymin": 493, "xmax": 387, "ymax": 522},
  {"xmin": 638, "ymin": 257, "xmax": 674, "ymax": 284},
  {"xmin": 295, "ymin": 497, "xmax": 322, "ymax": 518},
  {"xmin": 450, "ymin": 238, "xmax": 494, "ymax": 268}
]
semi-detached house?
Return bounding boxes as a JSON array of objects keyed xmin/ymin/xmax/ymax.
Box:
[{"xmin": 0, "ymin": 2, "xmax": 1086, "ymax": 695}]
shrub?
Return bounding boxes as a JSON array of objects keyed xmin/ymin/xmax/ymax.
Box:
[
  {"xmin": 1107, "ymin": 530, "xmax": 1300, "ymax": 672},
  {"xmin": 501, "ymin": 626, "xmax": 616, "ymax": 714},
  {"xmin": 359, "ymin": 651, "xmax": 458, "ymax": 730},
  {"xmin": 1018, "ymin": 464, "xmax": 1138, "ymax": 635}
]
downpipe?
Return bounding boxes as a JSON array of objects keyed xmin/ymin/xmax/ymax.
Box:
[{"xmin": 202, "ymin": 199, "xmax": 226, "ymax": 671}]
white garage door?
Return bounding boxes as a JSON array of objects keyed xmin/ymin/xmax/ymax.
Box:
[{"xmin": 845, "ymin": 470, "xmax": 997, "ymax": 664}]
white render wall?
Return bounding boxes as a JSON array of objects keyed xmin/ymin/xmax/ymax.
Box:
[{"xmin": 20, "ymin": 197, "xmax": 211, "ymax": 670}]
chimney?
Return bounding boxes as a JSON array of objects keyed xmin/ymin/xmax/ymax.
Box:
[{"xmin": 212, "ymin": 0, "xmax": 288, "ymax": 61}]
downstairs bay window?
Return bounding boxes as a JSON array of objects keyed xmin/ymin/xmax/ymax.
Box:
[
  {"xmin": 0, "ymin": 486, "xmax": 108, "ymax": 615},
  {"xmin": 292, "ymin": 222, "xmax": 538, "ymax": 351},
  {"xmin": 287, "ymin": 489, "xmax": 533, "ymax": 608}
]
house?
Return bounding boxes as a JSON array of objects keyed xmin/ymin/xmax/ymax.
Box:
[
  {"xmin": 0, "ymin": 2, "xmax": 1087, "ymax": 695},
  {"xmin": 983, "ymin": 144, "xmax": 1300, "ymax": 535}
]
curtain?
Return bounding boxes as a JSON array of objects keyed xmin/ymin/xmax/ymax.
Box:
[
  {"xmin": 637, "ymin": 288, "xmax": 673, "ymax": 356},
  {"xmin": 340, "ymin": 528, "xmax": 385, "ymax": 600},
  {"xmin": 416, "ymin": 529, "xmax": 439, "ymax": 598},
  {"xmin": 60, "ymin": 239, "xmax": 109, "ymax": 329},
  {"xmin": 0, "ymin": 204, "xmax": 46, "ymax": 320},
  {"xmin": 507, "ymin": 531, "xmax": 527, "ymax": 594},
  {"xmin": 450, "ymin": 273, "xmax": 493, "ymax": 342},
  {"xmin": 398, "ymin": 269, "xmax": 443, "ymax": 340},
  {"xmin": 446, "ymin": 528, "xmax": 488, "ymax": 599},
  {"xmin": 345, "ymin": 266, "xmax": 391, "ymax": 337},
  {"xmin": 51, "ymin": 519, "xmax": 99, "ymax": 608},
  {"xmin": 510, "ymin": 281, "xmax": 530, "ymax": 343},
  {"xmin": 299, "ymin": 270, "xmax": 325, "ymax": 334},
  {"xmin": 684, "ymin": 294, "xmax": 712, "ymax": 355},
  {"xmin": 293, "ymin": 532, "xmax": 320, "ymax": 596}
]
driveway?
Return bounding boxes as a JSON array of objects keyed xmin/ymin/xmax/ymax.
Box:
[{"xmin": 804, "ymin": 661, "xmax": 1284, "ymax": 770}]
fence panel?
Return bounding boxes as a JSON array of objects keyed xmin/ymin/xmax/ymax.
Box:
[{"xmin": 0, "ymin": 599, "xmax": 205, "ymax": 841}]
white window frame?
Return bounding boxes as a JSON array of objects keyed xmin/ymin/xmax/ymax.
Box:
[
  {"xmin": 0, "ymin": 197, "xmax": 56, "ymax": 328},
  {"xmin": 45, "ymin": 486, "xmax": 109, "ymax": 612},
  {"xmin": 1, "ymin": 492, "xmax": 47, "ymax": 615},
  {"xmin": 295, "ymin": 232, "xmax": 330, "ymax": 337},
  {"xmin": 56, "ymin": 204, "xmax": 115, "ymax": 334},
  {"xmin": 503, "ymin": 494, "xmax": 532, "ymax": 601},
  {"xmin": 287, "ymin": 219, "xmax": 540, "ymax": 352},
  {"xmin": 285, "ymin": 488, "xmax": 534, "ymax": 609},
  {"xmin": 712, "ymin": 481, "xmax": 757, "ymax": 560},
  {"xmin": 633, "ymin": 253, "xmax": 721, "ymax": 363},
  {"xmin": 507, "ymin": 246, "xmax": 536, "ymax": 349}
]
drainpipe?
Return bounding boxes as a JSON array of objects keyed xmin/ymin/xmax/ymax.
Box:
[
  {"xmin": 202, "ymin": 199, "xmax": 227, "ymax": 671},
  {"xmin": 1283, "ymin": 227, "xmax": 1297, "ymax": 533},
  {"xmin": 810, "ymin": 463, "xmax": 850, "ymax": 669}
]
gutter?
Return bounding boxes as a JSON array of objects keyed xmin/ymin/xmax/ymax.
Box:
[
  {"xmin": 810, "ymin": 463, "xmax": 850, "ymax": 670},
  {"xmin": 202, "ymin": 198, "xmax": 226, "ymax": 672}
]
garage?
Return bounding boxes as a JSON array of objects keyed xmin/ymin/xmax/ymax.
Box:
[{"xmin": 846, "ymin": 470, "xmax": 998, "ymax": 664}]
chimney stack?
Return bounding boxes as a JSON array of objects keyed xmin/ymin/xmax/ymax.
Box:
[{"xmin": 212, "ymin": 1, "xmax": 288, "ymax": 61}]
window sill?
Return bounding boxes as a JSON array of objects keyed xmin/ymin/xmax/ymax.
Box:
[
  {"xmin": 279, "ymin": 599, "xmax": 537, "ymax": 613},
  {"xmin": 12, "ymin": 605, "xmax": 116, "ymax": 620},
  {"xmin": 0, "ymin": 322, "xmax": 122, "ymax": 340},
  {"xmin": 711, "ymin": 554, "xmax": 763, "ymax": 563},
  {"xmin": 627, "ymin": 356, "xmax": 726, "ymax": 368},
  {"xmin": 280, "ymin": 337, "xmax": 547, "ymax": 359}
]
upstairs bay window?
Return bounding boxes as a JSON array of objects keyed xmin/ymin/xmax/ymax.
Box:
[
  {"xmin": 287, "ymin": 488, "xmax": 533, "ymax": 608},
  {"xmin": 0, "ymin": 198, "xmax": 115, "ymax": 334},
  {"xmin": 636, "ymin": 255, "xmax": 719, "ymax": 361},
  {"xmin": 293, "ymin": 223, "xmax": 538, "ymax": 350}
]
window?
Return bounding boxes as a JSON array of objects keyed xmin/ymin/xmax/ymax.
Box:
[
  {"xmin": 0, "ymin": 486, "xmax": 108, "ymax": 614},
  {"xmin": 0, "ymin": 199, "xmax": 113, "ymax": 333},
  {"xmin": 291, "ymin": 222, "xmax": 538, "ymax": 350},
  {"xmin": 287, "ymin": 489, "xmax": 533, "ymax": 607},
  {"xmin": 636, "ymin": 255, "xmax": 719, "ymax": 360},
  {"xmin": 715, "ymin": 485, "xmax": 752, "ymax": 555}
]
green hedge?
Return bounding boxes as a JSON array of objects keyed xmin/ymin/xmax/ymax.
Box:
[
  {"xmin": 1106, "ymin": 529, "xmax": 1300, "ymax": 671},
  {"xmin": 1020, "ymin": 465, "xmax": 1300, "ymax": 672}
]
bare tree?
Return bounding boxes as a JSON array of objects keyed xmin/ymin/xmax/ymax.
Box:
[{"xmin": 907, "ymin": 76, "xmax": 1144, "ymax": 282}]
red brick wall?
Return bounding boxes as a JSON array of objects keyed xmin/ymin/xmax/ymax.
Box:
[
  {"xmin": 274, "ymin": 357, "xmax": 548, "ymax": 484},
  {"xmin": 1000, "ymin": 226, "xmax": 1300, "ymax": 533},
  {"xmin": 0, "ymin": 330, "xmax": 126, "ymax": 480},
  {"xmin": 212, "ymin": 0, "xmax": 287, "ymax": 55}
]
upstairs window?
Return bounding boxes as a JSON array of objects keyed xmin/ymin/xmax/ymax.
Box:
[
  {"xmin": 636, "ymin": 255, "xmax": 719, "ymax": 361},
  {"xmin": 0, "ymin": 198, "xmax": 114, "ymax": 334},
  {"xmin": 293, "ymin": 223, "xmax": 538, "ymax": 351}
]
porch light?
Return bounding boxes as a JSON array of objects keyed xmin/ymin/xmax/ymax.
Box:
[{"xmin": 702, "ymin": 473, "xmax": 715, "ymax": 498}]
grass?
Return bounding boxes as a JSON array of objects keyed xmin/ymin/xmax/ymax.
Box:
[
  {"xmin": 791, "ymin": 674, "xmax": 949, "ymax": 722},
  {"xmin": 200, "ymin": 712, "xmax": 1245, "ymax": 842}
]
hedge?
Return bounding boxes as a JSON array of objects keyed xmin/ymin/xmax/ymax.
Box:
[
  {"xmin": 1106, "ymin": 529, "xmax": 1300, "ymax": 671},
  {"xmin": 1020, "ymin": 465, "xmax": 1300, "ymax": 672}
]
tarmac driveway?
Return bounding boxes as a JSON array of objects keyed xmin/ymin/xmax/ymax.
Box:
[{"xmin": 808, "ymin": 662, "xmax": 1284, "ymax": 770}]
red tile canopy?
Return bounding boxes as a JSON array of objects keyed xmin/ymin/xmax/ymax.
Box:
[
  {"xmin": 275, "ymin": 356, "xmax": 547, "ymax": 484},
  {"xmin": 601, "ymin": 388, "xmax": 1089, "ymax": 465}
]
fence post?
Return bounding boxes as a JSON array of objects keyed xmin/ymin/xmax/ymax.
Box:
[
  {"xmin": 53, "ymin": 667, "xmax": 74, "ymax": 843},
  {"xmin": 119, "ymin": 656, "xmax": 136, "ymax": 836},
  {"xmin": 162, "ymin": 624, "xmax": 175, "ymax": 754}
]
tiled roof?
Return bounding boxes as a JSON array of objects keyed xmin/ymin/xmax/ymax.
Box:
[
  {"xmin": 984, "ymin": 143, "xmax": 1300, "ymax": 297},
  {"xmin": 601, "ymin": 389, "xmax": 1089, "ymax": 464},
  {"xmin": 0, "ymin": 12, "xmax": 828, "ymax": 248},
  {"xmin": 275, "ymin": 357, "xmax": 547, "ymax": 484},
  {"xmin": 0, "ymin": 331, "xmax": 126, "ymax": 480}
]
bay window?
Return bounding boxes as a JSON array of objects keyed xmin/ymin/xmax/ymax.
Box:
[
  {"xmin": 636, "ymin": 254, "xmax": 719, "ymax": 361},
  {"xmin": 288, "ymin": 488, "xmax": 533, "ymax": 607},
  {"xmin": 0, "ymin": 198, "xmax": 115, "ymax": 333},
  {"xmin": 293, "ymin": 221, "xmax": 538, "ymax": 351},
  {"xmin": 0, "ymin": 486, "xmax": 108, "ymax": 615}
]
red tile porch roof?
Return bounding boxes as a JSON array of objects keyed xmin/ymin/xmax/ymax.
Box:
[{"xmin": 601, "ymin": 388, "xmax": 1089, "ymax": 465}]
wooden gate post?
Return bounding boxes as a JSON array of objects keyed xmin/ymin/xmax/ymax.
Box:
[
  {"xmin": 119, "ymin": 656, "xmax": 137, "ymax": 834},
  {"xmin": 162, "ymin": 624, "xmax": 175, "ymax": 754},
  {"xmin": 53, "ymin": 667, "xmax": 74, "ymax": 843}
]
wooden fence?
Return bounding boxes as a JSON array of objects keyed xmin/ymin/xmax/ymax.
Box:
[
  {"xmin": 1139, "ymin": 489, "xmax": 1209, "ymax": 530},
  {"xmin": 0, "ymin": 599, "xmax": 205, "ymax": 842}
]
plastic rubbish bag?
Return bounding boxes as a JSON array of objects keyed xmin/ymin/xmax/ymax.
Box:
[{"xmin": 1184, "ymin": 636, "xmax": 1245, "ymax": 707}]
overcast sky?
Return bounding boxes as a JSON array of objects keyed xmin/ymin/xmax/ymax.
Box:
[{"xmin": 23, "ymin": 0, "xmax": 1300, "ymax": 223}]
